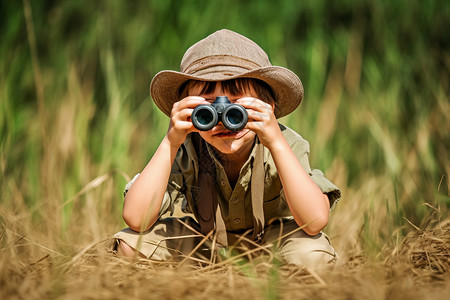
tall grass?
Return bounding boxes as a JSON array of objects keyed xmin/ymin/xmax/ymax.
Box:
[{"xmin": 0, "ymin": 0, "xmax": 448, "ymax": 298}]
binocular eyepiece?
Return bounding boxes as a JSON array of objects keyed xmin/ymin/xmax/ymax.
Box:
[{"xmin": 191, "ymin": 96, "xmax": 248, "ymax": 131}]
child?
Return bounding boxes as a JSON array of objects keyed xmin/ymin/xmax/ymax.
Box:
[{"xmin": 114, "ymin": 29, "xmax": 341, "ymax": 268}]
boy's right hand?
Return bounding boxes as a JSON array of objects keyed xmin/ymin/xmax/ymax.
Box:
[{"xmin": 166, "ymin": 96, "xmax": 209, "ymax": 148}]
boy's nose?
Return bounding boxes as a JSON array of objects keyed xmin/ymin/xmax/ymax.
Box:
[{"xmin": 214, "ymin": 121, "xmax": 226, "ymax": 129}]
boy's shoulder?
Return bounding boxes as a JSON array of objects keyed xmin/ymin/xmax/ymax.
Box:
[{"xmin": 278, "ymin": 123, "xmax": 309, "ymax": 146}]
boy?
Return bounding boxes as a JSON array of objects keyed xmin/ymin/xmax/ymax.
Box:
[{"xmin": 114, "ymin": 29, "xmax": 341, "ymax": 268}]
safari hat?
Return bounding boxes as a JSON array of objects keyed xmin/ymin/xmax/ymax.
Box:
[{"xmin": 150, "ymin": 29, "xmax": 303, "ymax": 118}]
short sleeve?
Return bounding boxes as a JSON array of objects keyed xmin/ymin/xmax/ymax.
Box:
[{"xmin": 308, "ymin": 169, "xmax": 341, "ymax": 211}]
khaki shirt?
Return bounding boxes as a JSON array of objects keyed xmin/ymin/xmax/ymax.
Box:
[{"xmin": 125, "ymin": 124, "xmax": 341, "ymax": 232}]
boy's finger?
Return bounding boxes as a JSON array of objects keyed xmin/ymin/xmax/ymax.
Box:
[
  {"xmin": 172, "ymin": 120, "xmax": 196, "ymax": 131},
  {"xmin": 244, "ymin": 120, "xmax": 265, "ymax": 133},
  {"xmin": 171, "ymin": 100, "xmax": 208, "ymax": 117},
  {"xmin": 174, "ymin": 97, "xmax": 208, "ymax": 110},
  {"xmin": 173, "ymin": 108, "xmax": 194, "ymax": 121},
  {"xmin": 237, "ymin": 98, "xmax": 273, "ymax": 112},
  {"xmin": 246, "ymin": 109, "xmax": 271, "ymax": 121}
]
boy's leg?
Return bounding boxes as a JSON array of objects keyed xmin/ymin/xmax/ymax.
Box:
[
  {"xmin": 113, "ymin": 216, "xmax": 206, "ymax": 261},
  {"xmin": 263, "ymin": 219, "xmax": 337, "ymax": 269}
]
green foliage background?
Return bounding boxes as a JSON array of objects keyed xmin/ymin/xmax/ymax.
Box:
[{"xmin": 0, "ymin": 0, "xmax": 448, "ymax": 253}]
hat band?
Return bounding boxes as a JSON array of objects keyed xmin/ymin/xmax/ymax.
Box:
[{"xmin": 183, "ymin": 55, "xmax": 264, "ymax": 75}]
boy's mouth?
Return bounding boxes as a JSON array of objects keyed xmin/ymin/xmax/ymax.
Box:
[{"xmin": 212, "ymin": 129, "xmax": 249, "ymax": 138}]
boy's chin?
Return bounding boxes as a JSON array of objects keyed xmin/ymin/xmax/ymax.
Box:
[
  {"xmin": 210, "ymin": 136, "xmax": 256, "ymax": 155},
  {"xmin": 200, "ymin": 129, "xmax": 256, "ymax": 154}
]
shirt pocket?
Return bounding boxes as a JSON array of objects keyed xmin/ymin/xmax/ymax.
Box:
[{"xmin": 263, "ymin": 195, "xmax": 289, "ymax": 224}]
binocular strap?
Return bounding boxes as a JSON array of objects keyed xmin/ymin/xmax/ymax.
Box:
[
  {"xmin": 250, "ymin": 139, "xmax": 265, "ymax": 243},
  {"xmin": 191, "ymin": 133, "xmax": 265, "ymax": 246}
]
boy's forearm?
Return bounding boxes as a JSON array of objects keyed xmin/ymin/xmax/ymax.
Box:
[
  {"xmin": 268, "ymin": 138, "xmax": 330, "ymax": 236},
  {"xmin": 122, "ymin": 136, "xmax": 179, "ymax": 231}
]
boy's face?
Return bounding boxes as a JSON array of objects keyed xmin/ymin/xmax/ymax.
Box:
[{"xmin": 188, "ymin": 82, "xmax": 257, "ymax": 157}]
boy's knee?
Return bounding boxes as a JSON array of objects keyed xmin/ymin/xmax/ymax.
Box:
[
  {"xmin": 115, "ymin": 240, "xmax": 146, "ymax": 259},
  {"xmin": 279, "ymin": 234, "xmax": 337, "ymax": 269}
]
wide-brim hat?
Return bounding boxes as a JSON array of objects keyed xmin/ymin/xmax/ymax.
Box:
[{"xmin": 150, "ymin": 29, "xmax": 303, "ymax": 118}]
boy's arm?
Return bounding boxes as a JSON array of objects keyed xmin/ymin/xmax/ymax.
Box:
[
  {"xmin": 268, "ymin": 139, "xmax": 330, "ymax": 236},
  {"xmin": 123, "ymin": 96, "xmax": 208, "ymax": 231},
  {"xmin": 238, "ymin": 98, "xmax": 330, "ymax": 236},
  {"xmin": 122, "ymin": 136, "xmax": 179, "ymax": 231}
]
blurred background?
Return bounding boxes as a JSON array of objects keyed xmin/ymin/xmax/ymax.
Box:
[{"xmin": 0, "ymin": 0, "xmax": 448, "ymax": 259}]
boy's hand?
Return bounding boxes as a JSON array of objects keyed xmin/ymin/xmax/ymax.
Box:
[
  {"xmin": 166, "ymin": 96, "xmax": 209, "ymax": 148},
  {"xmin": 236, "ymin": 97, "xmax": 284, "ymax": 150}
]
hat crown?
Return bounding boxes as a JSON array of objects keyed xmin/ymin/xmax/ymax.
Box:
[
  {"xmin": 150, "ymin": 29, "xmax": 303, "ymax": 118},
  {"xmin": 180, "ymin": 29, "xmax": 271, "ymax": 74}
]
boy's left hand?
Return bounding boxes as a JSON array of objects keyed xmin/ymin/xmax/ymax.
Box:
[{"xmin": 236, "ymin": 97, "xmax": 284, "ymax": 150}]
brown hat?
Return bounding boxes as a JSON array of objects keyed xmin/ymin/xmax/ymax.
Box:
[{"xmin": 150, "ymin": 29, "xmax": 303, "ymax": 118}]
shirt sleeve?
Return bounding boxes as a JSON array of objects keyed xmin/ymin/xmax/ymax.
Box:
[{"xmin": 308, "ymin": 169, "xmax": 341, "ymax": 211}]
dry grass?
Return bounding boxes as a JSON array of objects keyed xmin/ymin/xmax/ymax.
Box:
[{"xmin": 1, "ymin": 209, "xmax": 449, "ymax": 300}]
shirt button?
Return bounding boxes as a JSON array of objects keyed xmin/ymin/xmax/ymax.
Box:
[
  {"xmin": 220, "ymin": 180, "xmax": 226, "ymax": 187},
  {"xmin": 231, "ymin": 197, "xmax": 239, "ymax": 204},
  {"xmin": 233, "ymin": 218, "xmax": 241, "ymax": 224}
]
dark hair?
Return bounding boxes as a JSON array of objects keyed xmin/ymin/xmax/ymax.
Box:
[{"xmin": 179, "ymin": 78, "xmax": 276, "ymax": 107}]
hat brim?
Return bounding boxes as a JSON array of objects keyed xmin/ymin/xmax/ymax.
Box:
[{"xmin": 150, "ymin": 66, "xmax": 303, "ymax": 118}]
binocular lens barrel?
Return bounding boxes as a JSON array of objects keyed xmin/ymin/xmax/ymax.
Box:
[
  {"xmin": 226, "ymin": 110, "xmax": 241, "ymax": 125},
  {"xmin": 222, "ymin": 105, "xmax": 247, "ymax": 131},
  {"xmin": 192, "ymin": 106, "xmax": 218, "ymax": 131},
  {"xmin": 192, "ymin": 96, "xmax": 248, "ymax": 131}
]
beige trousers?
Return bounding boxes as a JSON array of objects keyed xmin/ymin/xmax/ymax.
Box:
[{"xmin": 113, "ymin": 217, "xmax": 337, "ymax": 269}]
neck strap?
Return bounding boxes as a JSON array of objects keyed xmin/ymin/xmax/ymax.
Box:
[{"xmin": 191, "ymin": 133, "xmax": 265, "ymax": 246}]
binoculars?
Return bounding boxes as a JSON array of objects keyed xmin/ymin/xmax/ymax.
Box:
[{"xmin": 191, "ymin": 96, "xmax": 248, "ymax": 131}]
